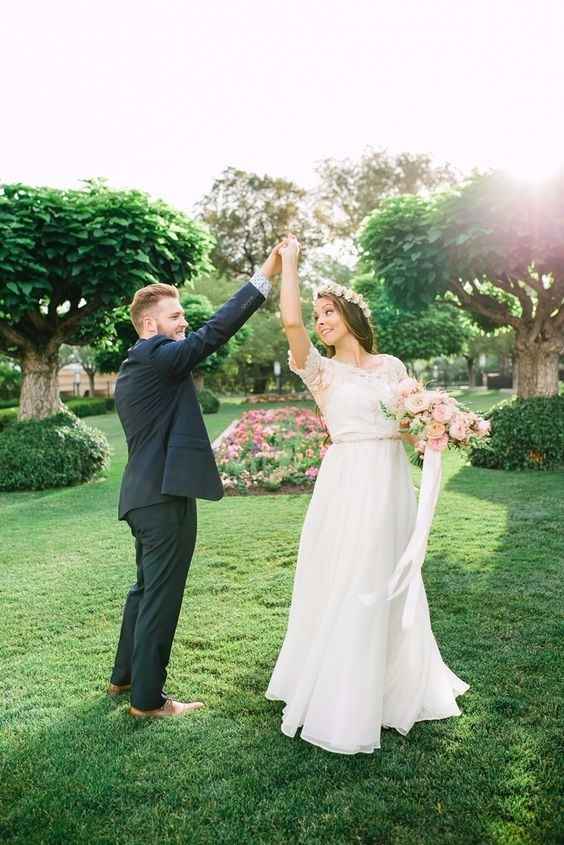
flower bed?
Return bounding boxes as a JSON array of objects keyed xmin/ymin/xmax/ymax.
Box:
[
  {"xmin": 245, "ymin": 391, "xmax": 310, "ymax": 404},
  {"xmin": 214, "ymin": 407, "xmax": 328, "ymax": 494}
]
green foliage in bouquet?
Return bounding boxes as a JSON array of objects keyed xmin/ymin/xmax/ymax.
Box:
[
  {"xmin": 0, "ymin": 409, "xmax": 110, "ymax": 491},
  {"xmin": 198, "ymin": 388, "xmax": 220, "ymax": 414},
  {"xmin": 469, "ymin": 395, "xmax": 564, "ymax": 471}
]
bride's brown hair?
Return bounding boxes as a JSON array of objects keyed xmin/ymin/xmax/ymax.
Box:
[
  {"xmin": 314, "ymin": 293, "xmax": 377, "ymax": 445},
  {"xmin": 315, "ymin": 293, "xmax": 377, "ymax": 356}
]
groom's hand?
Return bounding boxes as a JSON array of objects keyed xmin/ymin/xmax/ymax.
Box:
[
  {"xmin": 279, "ymin": 234, "xmax": 300, "ymax": 264},
  {"xmin": 260, "ymin": 240, "xmax": 286, "ymax": 280}
]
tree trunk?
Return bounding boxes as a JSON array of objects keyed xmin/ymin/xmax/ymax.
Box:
[
  {"xmin": 19, "ymin": 347, "xmax": 63, "ymax": 421},
  {"xmin": 252, "ymin": 373, "xmax": 269, "ymax": 394},
  {"xmin": 192, "ymin": 370, "xmax": 204, "ymax": 392},
  {"xmin": 465, "ymin": 356, "xmax": 476, "ymax": 387},
  {"xmin": 514, "ymin": 340, "xmax": 560, "ymax": 398},
  {"xmin": 87, "ymin": 371, "xmax": 96, "ymax": 396}
]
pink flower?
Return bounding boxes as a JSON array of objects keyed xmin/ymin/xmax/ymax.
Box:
[
  {"xmin": 397, "ymin": 377, "xmax": 420, "ymax": 396},
  {"xmin": 305, "ymin": 467, "xmax": 318, "ymax": 479},
  {"xmin": 448, "ymin": 415, "xmax": 468, "ymax": 441},
  {"xmin": 432, "ymin": 402, "xmax": 454, "ymax": 423},
  {"xmin": 426, "ymin": 420, "xmax": 446, "ymax": 438},
  {"xmin": 427, "ymin": 434, "xmax": 449, "ymax": 451},
  {"xmin": 405, "ymin": 392, "xmax": 430, "ymax": 413}
]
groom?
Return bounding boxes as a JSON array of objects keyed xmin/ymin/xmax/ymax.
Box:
[{"xmin": 108, "ymin": 245, "xmax": 281, "ymax": 718}]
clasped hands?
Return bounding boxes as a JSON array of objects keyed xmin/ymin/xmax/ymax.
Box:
[{"xmin": 261, "ymin": 234, "xmax": 300, "ymax": 280}]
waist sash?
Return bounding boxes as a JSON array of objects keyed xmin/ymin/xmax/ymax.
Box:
[{"xmin": 332, "ymin": 433, "xmax": 401, "ymax": 444}]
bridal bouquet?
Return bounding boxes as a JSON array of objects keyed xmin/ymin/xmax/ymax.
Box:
[
  {"xmin": 365, "ymin": 378, "xmax": 492, "ymax": 629},
  {"xmin": 383, "ymin": 377, "xmax": 491, "ymax": 466}
]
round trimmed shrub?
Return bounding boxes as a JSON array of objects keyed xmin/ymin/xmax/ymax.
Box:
[
  {"xmin": 198, "ymin": 388, "xmax": 220, "ymax": 414},
  {"xmin": 469, "ymin": 395, "xmax": 564, "ymax": 471},
  {"xmin": 0, "ymin": 409, "xmax": 110, "ymax": 491},
  {"xmin": 0, "ymin": 406, "xmax": 18, "ymax": 432},
  {"xmin": 65, "ymin": 396, "xmax": 115, "ymax": 417}
]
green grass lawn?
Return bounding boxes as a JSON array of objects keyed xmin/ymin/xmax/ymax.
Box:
[
  {"xmin": 448, "ymin": 388, "xmax": 511, "ymax": 414},
  {"xmin": 1, "ymin": 395, "xmax": 562, "ymax": 845}
]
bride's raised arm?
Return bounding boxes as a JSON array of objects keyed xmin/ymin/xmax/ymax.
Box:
[{"xmin": 278, "ymin": 235, "xmax": 311, "ymax": 369}]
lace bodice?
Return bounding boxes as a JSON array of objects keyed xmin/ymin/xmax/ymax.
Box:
[{"xmin": 289, "ymin": 344, "xmax": 407, "ymax": 441}]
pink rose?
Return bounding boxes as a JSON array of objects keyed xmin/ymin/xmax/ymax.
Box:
[
  {"xmin": 432, "ymin": 402, "xmax": 454, "ymax": 423},
  {"xmin": 427, "ymin": 434, "xmax": 449, "ymax": 451},
  {"xmin": 397, "ymin": 377, "xmax": 420, "ymax": 396},
  {"xmin": 426, "ymin": 420, "xmax": 446, "ymax": 438},
  {"xmin": 405, "ymin": 392, "xmax": 430, "ymax": 413},
  {"xmin": 449, "ymin": 415, "xmax": 468, "ymax": 441}
]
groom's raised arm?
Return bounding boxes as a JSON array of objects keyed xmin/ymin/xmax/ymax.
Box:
[{"xmin": 143, "ymin": 271, "xmax": 271, "ymax": 378}]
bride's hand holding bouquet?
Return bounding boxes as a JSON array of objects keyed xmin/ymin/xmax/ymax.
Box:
[
  {"xmin": 376, "ymin": 378, "xmax": 491, "ymax": 627},
  {"xmin": 385, "ymin": 377, "xmax": 491, "ymax": 466}
]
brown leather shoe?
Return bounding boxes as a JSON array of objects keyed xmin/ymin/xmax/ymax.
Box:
[
  {"xmin": 107, "ymin": 682, "xmax": 132, "ymax": 697},
  {"xmin": 128, "ymin": 699, "xmax": 204, "ymax": 719}
]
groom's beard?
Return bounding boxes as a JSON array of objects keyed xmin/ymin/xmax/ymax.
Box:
[{"xmin": 155, "ymin": 323, "xmax": 187, "ymax": 341}]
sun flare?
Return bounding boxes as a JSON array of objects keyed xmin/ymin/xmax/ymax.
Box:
[{"xmin": 502, "ymin": 144, "xmax": 564, "ymax": 183}]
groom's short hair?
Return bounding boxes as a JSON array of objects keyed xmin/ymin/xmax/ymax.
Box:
[{"xmin": 130, "ymin": 283, "xmax": 179, "ymax": 333}]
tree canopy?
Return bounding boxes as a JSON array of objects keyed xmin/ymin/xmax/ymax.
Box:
[
  {"xmin": 352, "ymin": 273, "xmax": 470, "ymax": 363},
  {"xmin": 315, "ymin": 149, "xmax": 457, "ymax": 242},
  {"xmin": 196, "ymin": 167, "xmax": 321, "ymax": 281},
  {"xmin": 0, "ymin": 180, "xmax": 212, "ymax": 418},
  {"xmin": 359, "ymin": 172, "xmax": 564, "ymax": 397}
]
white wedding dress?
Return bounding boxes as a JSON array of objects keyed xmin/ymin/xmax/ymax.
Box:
[{"xmin": 265, "ymin": 345, "xmax": 469, "ymax": 754}]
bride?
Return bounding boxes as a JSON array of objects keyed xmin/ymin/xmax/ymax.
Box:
[{"xmin": 265, "ymin": 235, "xmax": 469, "ymax": 755}]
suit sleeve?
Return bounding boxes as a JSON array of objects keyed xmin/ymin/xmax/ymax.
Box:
[{"xmin": 144, "ymin": 279, "xmax": 266, "ymax": 378}]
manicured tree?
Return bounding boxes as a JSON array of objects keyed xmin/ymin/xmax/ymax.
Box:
[
  {"xmin": 0, "ymin": 181, "xmax": 212, "ymax": 420},
  {"xmin": 92, "ymin": 306, "xmax": 137, "ymax": 375},
  {"xmin": 359, "ymin": 172, "xmax": 564, "ymax": 397},
  {"xmin": 352, "ymin": 273, "xmax": 471, "ymax": 366}
]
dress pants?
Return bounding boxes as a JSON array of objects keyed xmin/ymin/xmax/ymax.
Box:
[{"xmin": 111, "ymin": 498, "xmax": 197, "ymax": 710}]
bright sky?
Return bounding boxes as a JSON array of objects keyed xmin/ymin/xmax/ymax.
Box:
[{"xmin": 2, "ymin": 0, "xmax": 563, "ymax": 214}]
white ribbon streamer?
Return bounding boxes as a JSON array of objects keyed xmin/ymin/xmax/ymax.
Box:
[{"xmin": 359, "ymin": 446, "xmax": 443, "ymax": 630}]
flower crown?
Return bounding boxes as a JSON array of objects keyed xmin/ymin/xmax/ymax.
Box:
[{"xmin": 313, "ymin": 281, "xmax": 372, "ymax": 322}]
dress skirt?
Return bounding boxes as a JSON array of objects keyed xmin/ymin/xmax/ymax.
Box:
[{"xmin": 265, "ymin": 438, "xmax": 469, "ymax": 754}]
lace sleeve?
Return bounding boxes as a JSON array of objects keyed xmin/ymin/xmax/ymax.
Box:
[
  {"xmin": 393, "ymin": 357, "xmax": 408, "ymax": 381},
  {"xmin": 379, "ymin": 354, "xmax": 408, "ymax": 383},
  {"xmin": 288, "ymin": 344, "xmax": 332, "ymax": 398}
]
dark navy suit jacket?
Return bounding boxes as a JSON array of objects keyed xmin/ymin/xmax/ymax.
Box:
[{"xmin": 115, "ymin": 281, "xmax": 265, "ymax": 519}]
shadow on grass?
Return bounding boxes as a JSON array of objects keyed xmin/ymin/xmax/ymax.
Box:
[
  {"xmin": 1, "ymin": 429, "xmax": 561, "ymax": 844},
  {"xmin": 0, "ymin": 669, "xmax": 512, "ymax": 845}
]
